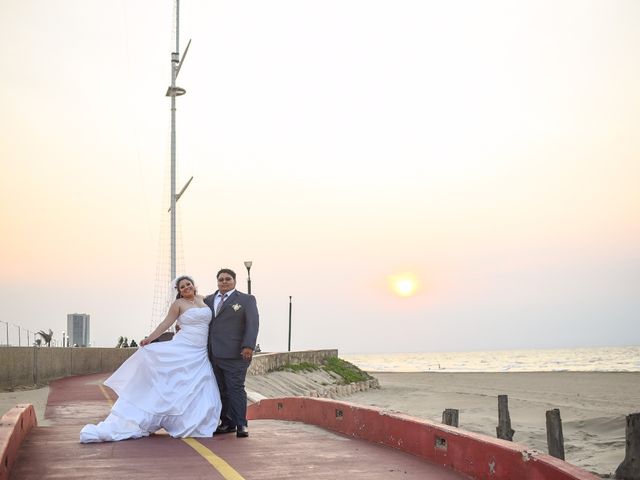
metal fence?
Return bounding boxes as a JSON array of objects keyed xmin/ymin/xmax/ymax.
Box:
[{"xmin": 0, "ymin": 321, "xmax": 57, "ymax": 347}]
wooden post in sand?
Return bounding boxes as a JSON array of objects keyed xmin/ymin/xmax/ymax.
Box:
[
  {"xmin": 496, "ymin": 395, "xmax": 515, "ymax": 441},
  {"xmin": 442, "ymin": 409, "xmax": 459, "ymax": 427},
  {"xmin": 546, "ymin": 408, "xmax": 565, "ymax": 460},
  {"xmin": 615, "ymin": 412, "xmax": 640, "ymax": 480}
]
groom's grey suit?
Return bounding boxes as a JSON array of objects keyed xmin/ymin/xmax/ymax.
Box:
[{"xmin": 205, "ymin": 289, "xmax": 259, "ymax": 430}]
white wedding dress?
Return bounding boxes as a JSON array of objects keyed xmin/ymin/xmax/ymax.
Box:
[{"xmin": 80, "ymin": 307, "xmax": 221, "ymax": 443}]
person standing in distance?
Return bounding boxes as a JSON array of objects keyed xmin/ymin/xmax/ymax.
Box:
[{"xmin": 205, "ymin": 268, "xmax": 259, "ymax": 438}]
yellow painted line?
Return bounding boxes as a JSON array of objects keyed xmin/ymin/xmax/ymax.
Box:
[
  {"xmin": 98, "ymin": 384, "xmax": 114, "ymax": 406},
  {"xmin": 96, "ymin": 378, "xmax": 244, "ymax": 479},
  {"xmin": 182, "ymin": 438, "xmax": 246, "ymax": 480}
]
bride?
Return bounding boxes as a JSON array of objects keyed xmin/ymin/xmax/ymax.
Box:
[{"xmin": 80, "ymin": 275, "xmax": 221, "ymax": 443}]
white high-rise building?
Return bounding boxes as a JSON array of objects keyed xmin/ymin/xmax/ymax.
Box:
[{"xmin": 67, "ymin": 313, "xmax": 90, "ymax": 347}]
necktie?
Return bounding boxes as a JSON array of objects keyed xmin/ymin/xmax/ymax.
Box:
[{"xmin": 216, "ymin": 294, "xmax": 227, "ymax": 316}]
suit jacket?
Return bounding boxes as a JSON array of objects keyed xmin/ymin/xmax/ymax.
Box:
[{"xmin": 205, "ymin": 290, "xmax": 259, "ymax": 359}]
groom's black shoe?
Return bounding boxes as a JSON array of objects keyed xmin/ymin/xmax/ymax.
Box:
[
  {"xmin": 236, "ymin": 425, "xmax": 249, "ymax": 438},
  {"xmin": 215, "ymin": 424, "xmax": 237, "ymax": 434}
]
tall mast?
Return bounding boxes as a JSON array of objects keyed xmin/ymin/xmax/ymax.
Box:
[
  {"xmin": 170, "ymin": 0, "xmax": 178, "ymax": 282},
  {"xmin": 166, "ymin": 0, "xmax": 192, "ymax": 282}
]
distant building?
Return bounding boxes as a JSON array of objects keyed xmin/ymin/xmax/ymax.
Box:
[{"xmin": 67, "ymin": 313, "xmax": 90, "ymax": 347}]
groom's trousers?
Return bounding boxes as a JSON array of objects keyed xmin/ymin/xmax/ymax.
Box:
[{"xmin": 211, "ymin": 357, "xmax": 250, "ymax": 428}]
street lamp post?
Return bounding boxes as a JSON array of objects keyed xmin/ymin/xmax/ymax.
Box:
[
  {"xmin": 62, "ymin": 331, "xmax": 66, "ymax": 348},
  {"xmin": 288, "ymin": 296, "xmax": 292, "ymax": 352},
  {"xmin": 244, "ymin": 261, "xmax": 253, "ymax": 294}
]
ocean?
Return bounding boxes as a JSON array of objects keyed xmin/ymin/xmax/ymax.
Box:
[{"xmin": 342, "ymin": 345, "xmax": 640, "ymax": 373}]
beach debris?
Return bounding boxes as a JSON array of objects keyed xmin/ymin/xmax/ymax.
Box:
[{"xmin": 521, "ymin": 450, "xmax": 534, "ymax": 462}]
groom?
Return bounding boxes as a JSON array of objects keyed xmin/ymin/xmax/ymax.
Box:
[{"xmin": 206, "ymin": 268, "xmax": 259, "ymax": 438}]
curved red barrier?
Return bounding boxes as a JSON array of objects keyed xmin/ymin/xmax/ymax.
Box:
[
  {"xmin": 0, "ymin": 404, "xmax": 37, "ymax": 480},
  {"xmin": 248, "ymin": 397, "xmax": 599, "ymax": 480}
]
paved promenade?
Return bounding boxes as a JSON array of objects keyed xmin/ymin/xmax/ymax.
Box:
[{"xmin": 9, "ymin": 373, "xmax": 466, "ymax": 479}]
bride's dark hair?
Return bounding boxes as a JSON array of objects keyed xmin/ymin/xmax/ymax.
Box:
[{"xmin": 174, "ymin": 275, "xmax": 196, "ymax": 299}]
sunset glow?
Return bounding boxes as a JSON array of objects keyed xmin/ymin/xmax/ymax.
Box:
[
  {"xmin": 389, "ymin": 274, "xmax": 419, "ymax": 298},
  {"xmin": 0, "ymin": 1, "xmax": 638, "ymax": 352}
]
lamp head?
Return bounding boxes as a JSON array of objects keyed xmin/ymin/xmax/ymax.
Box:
[{"xmin": 244, "ymin": 261, "xmax": 253, "ymax": 270}]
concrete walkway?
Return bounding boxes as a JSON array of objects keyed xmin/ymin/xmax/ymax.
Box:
[{"xmin": 10, "ymin": 373, "xmax": 467, "ymax": 479}]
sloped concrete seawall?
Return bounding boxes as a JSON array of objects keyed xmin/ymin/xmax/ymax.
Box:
[
  {"xmin": 246, "ymin": 370, "xmax": 379, "ymax": 402},
  {"xmin": 247, "ymin": 349, "xmax": 339, "ymax": 375},
  {"xmin": 247, "ymin": 350, "xmax": 380, "ymax": 400}
]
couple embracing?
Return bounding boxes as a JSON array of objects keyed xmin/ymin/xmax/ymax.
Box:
[{"xmin": 80, "ymin": 268, "xmax": 259, "ymax": 443}]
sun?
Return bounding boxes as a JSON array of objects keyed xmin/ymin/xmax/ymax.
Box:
[{"xmin": 388, "ymin": 273, "xmax": 419, "ymax": 297}]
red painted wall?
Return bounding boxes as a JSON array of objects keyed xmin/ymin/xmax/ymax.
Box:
[
  {"xmin": 248, "ymin": 397, "xmax": 599, "ymax": 480},
  {"xmin": 0, "ymin": 405, "xmax": 37, "ymax": 480}
]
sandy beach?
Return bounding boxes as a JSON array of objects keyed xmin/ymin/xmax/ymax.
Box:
[
  {"xmin": 0, "ymin": 385, "xmax": 51, "ymax": 426},
  {"xmin": 347, "ymin": 371, "xmax": 640, "ymax": 478}
]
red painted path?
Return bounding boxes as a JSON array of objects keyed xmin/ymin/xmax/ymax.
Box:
[{"xmin": 9, "ymin": 374, "xmax": 467, "ymax": 479}]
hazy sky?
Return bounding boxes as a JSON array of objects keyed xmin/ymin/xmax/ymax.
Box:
[{"xmin": 1, "ymin": 0, "xmax": 638, "ymax": 353}]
